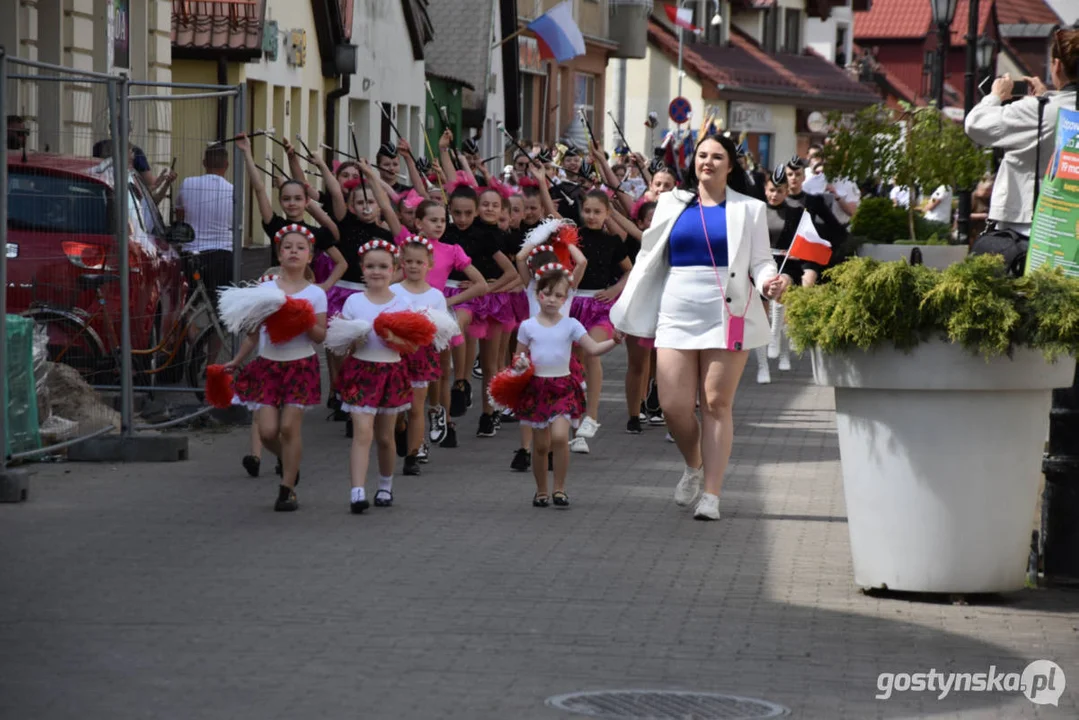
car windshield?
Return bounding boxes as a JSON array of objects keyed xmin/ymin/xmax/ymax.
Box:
[{"xmin": 7, "ymin": 170, "xmax": 110, "ymax": 235}]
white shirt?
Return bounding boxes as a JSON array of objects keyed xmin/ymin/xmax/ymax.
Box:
[
  {"xmin": 391, "ymin": 283, "xmax": 450, "ymax": 314},
  {"xmin": 890, "ymin": 185, "xmax": 912, "ymax": 208},
  {"xmin": 517, "ymin": 315, "xmax": 587, "ymax": 378},
  {"xmin": 176, "ymin": 174, "xmax": 234, "ymax": 253},
  {"xmin": 258, "ymin": 281, "xmax": 327, "ymax": 362},
  {"xmin": 924, "ymin": 185, "xmax": 953, "ymax": 224},
  {"xmin": 342, "ymin": 292, "xmax": 412, "ymax": 363}
]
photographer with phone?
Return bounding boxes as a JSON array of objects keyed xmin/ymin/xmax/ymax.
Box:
[{"xmin": 964, "ymin": 29, "xmax": 1079, "ymax": 253}]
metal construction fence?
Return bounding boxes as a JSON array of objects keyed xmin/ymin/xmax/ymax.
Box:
[{"xmin": 1, "ymin": 48, "xmax": 246, "ymax": 469}]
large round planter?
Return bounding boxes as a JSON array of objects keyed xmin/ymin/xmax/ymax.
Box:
[
  {"xmin": 811, "ymin": 341, "xmax": 1076, "ymax": 593},
  {"xmin": 857, "ymin": 243, "xmax": 969, "ymax": 269}
]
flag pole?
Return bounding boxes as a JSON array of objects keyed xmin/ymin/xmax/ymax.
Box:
[
  {"xmin": 776, "ymin": 249, "xmax": 791, "ymax": 278},
  {"xmin": 491, "ymin": 26, "xmax": 528, "ymax": 50}
]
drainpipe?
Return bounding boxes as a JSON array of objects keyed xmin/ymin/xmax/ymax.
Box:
[{"xmin": 325, "ymin": 73, "xmax": 351, "ymax": 163}]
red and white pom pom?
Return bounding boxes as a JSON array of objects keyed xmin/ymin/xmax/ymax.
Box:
[
  {"xmin": 217, "ymin": 284, "xmax": 287, "ymax": 334},
  {"xmin": 488, "ymin": 356, "xmax": 535, "ymax": 412},
  {"xmin": 264, "ymin": 296, "xmax": 316, "ymax": 344},
  {"xmin": 205, "ymin": 365, "xmax": 235, "ymax": 409},
  {"xmin": 324, "ymin": 316, "xmax": 372, "ymax": 355},
  {"xmin": 374, "ymin": 310, "xmax": 436, "ymax": 353},
  {"xmin": 521, "ymin": 218, "xmax": 565, "ymax": 252},
  {"xmin": 424, "ymin": 308, "xmax": 461, "ymax": 351}
]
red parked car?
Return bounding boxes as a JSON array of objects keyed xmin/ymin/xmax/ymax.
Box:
[{"xmin": 5, "ymin": 153, "xmax": 188, "ymax": 381}]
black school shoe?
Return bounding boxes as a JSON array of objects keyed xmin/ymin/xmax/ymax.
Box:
[
  {"xmin": 450, "ymin": 381, "xmax": 468, "ymax": 417},
  {"xmin": 274, "ymin": 485, "xmax": 298, "ymax": 512},
  {"xmin": 477, "ymin": 412, "xmax": 496, "ymax": 438},
  {"xmin": 350, "ymin": 498, "xmax": 370, "ymax": 514},
  {"xmin": 511, "ymin": 448, "xmax": 532, "ymax": 472},
  {"xmin": 403, "ymin": 454, "xmax": 421, "ymax": 476},
  {"xmin": 242, "ymin": 455, "xmax": 260, "ymax": 477},
  {"xmin": 440, "ymin": 423, "xmax": 459, "ymax": 448},
  {"xmin": 626, "ymin": 416, "xmax": 643, "ymax": 434}
]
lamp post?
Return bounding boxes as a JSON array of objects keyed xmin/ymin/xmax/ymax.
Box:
[
  {"xmin": 929, "ymin": 0, "xmax": 958, "ymax": 110},
  {"xmin": 976, "ymin": 34, "xmax": 996, "ymax": 92},
  {"xmin": 956, "ymin": 0, "xmax": 979, "ymax": 245},
  {"xmin": 676, "ymin": 0, "xmax": 723, "ymax": 99}
]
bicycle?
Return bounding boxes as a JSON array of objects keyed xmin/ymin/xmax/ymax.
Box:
[{"xmin": 27, "ymin": 267, "xmax": 233, "ymax": 400}]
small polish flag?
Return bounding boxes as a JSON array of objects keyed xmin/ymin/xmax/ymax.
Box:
[
  {"xmin": 664, "ymin": 5, "xmax": 702, "ymax": 34},
  {"xmin": 788, "ymin": 211, "xmax": 833, "ymax": 266}
]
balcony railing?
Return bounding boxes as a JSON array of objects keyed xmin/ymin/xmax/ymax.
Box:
[{"xmin": 172, "ymin": 0, "xmax": 266, "ymax": 52}]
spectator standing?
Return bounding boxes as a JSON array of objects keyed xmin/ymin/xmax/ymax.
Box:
[{"xmin": 175, "ymin": 145, "xmax": 235, "ymax": 303}]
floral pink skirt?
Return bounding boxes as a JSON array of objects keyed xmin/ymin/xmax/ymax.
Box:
[
  {"xmin": 444, "ymin": 287, "xmax": 515, "ymax": 339},
  {"xmin": 570, "ymin": 295, "xmax": 615, "ymax": 338},
  {"xmin": 515, "ymin": 374, "xmax": 586, "ymax": 429},
  {"xmin": 404, "ymin": 345, "xmax": 441, "ymax": 388},
  {"xmin": 233, "ymin": 354, "xmax": 322, "ymax": 409},
  {"xmin": 338, "ymin": 357, "xmax": 412, "ymax": 415}
]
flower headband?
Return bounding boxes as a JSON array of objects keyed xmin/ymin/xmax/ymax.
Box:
[
  {"xmin": 402, "ymin": 235, "xmax": 435, "ymax": 254},
  {"xmin": 358, "ymin": 239, "xmax": 399, "ymax": 258},
  {"xmin": 528, "ymin": 244, "xmax": 555, "ymax": 261},
  {"xmin": 273, "ymin": 224, "xmax": 316, "ymax": 246},
  {"xmin": 535, "ymin": 262, "xmax": 570, "ymax": 277}
]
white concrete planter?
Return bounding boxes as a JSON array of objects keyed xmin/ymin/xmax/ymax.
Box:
[
  {"xmin": 857, "ymin": 243, "xmax": 969, "ymax": 269},
  {"xmin": 812, "ymin": 341, "xmax": 1076, "ymax": 593}
]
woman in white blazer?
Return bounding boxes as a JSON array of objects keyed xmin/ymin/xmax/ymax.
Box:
[{"xmin": 610, "ymin": 134, "xmax": 791, "ymax": 520}]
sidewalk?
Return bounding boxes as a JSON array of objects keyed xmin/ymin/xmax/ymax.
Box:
[{"xmin": 1, "ymin": 352, "xmax": 1076, "ymax": 719}]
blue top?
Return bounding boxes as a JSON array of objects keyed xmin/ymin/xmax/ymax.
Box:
[{"xmin": 668, "ymin": 201, "xmax": 729, "ymax": 267}]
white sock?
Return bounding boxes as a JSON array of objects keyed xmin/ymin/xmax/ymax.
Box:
[
  {"xmin": 378, "ymin": 475, "xmax": 393, "ymax": 493},
  {"xmin": 351, "ymin": 487, "xmax": 366, "ymax": 503}
]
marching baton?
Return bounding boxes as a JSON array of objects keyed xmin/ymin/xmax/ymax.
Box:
[
  {"xmin": 269, "ymin": 159, "xmax": 291, "ymax": 182},
  {"xmin": 319, "ymin": 143, "xmax": 359, "ymax": 162},
  {"xmin": 348, "ymin": 123, "xmax": 368, "ymax": 194},
  {"xmin": 209, "ymin": 128, "xmax": 273, "ymax": 147},
  {"xmin": 578, "ymin": 108, "xmax": 597, "ymax": 148},
  {"xmin": 497, "ymin": 124, "xmax": 535, "ymax": 167},
  {"xmin": 377, "ymin": 104, "xmax": 404, "ymax": 141}
]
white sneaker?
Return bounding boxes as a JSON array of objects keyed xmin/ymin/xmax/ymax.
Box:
[
  {"xmin": 757, "ymin": 365, "xmax": 771, "ymax": 384},
  {"xmin": 576, "ymin": 416, "xmax": 600, "ymax": 439},
  {"xmin": 674, "ymin": 464, "xmax": 703, "ymax": 507},
  {"xmin": 569, "ymin": 437, "xmax": 590, "ymax": 454},
  {"xmin": 693, "ymin": 492, "xmax": 720, "ymax": 520},
  {"xmin": 778, "ymin": 353, "xmax": 791, "ymax": 372},
  {"xmin": 665, "ymin": 432, "xmax": 675, "ymax": 443}
]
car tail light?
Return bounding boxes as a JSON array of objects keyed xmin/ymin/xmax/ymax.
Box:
[{"xmin": 61, "ymin": 241, "xmax": 109, "ymax": 270}]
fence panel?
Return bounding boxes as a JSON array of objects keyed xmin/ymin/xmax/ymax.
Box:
[
  {"xmin": 2, "ymin": 56, "xmax": 246, "ymax": 464},
  {"xmin": 3, "ymin": 58, "xmax": 128, "ymax": 461}
]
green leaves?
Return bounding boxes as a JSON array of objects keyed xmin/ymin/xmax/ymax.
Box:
[{"xmin": 783, "ymin": 255, "xmax": 1079, "ymax": 361}]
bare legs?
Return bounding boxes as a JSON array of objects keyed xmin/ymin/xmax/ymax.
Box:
[
  {"xmin": 257, "ymin": 405, "xmax": 305, "ymax": 488},
  {"xmin": 624, "ymin": 336, "xmax": 649, "ymax": 419},
  {"xmin": 529, "ymin": 417, "xmax": 572, "ymax": 497},
  {"xmin": 656, "ymin": 349, "xmax": 703, "ymax": 470},
  {"xmin": 697, "ymin": 349, "xmax": 748, "ymax": 496},
  {"xmin": 582, "ymin": 327, "xmax": 611, "ymax": 421},
  {"xmin": 407, "ymin": 386, "xmax": 426, "ymax": 454},
  {"xmin": 349, "ymin": 412, "xmax": 398, "ymax": 489}
]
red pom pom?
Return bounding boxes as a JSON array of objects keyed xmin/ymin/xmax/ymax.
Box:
[
  {"xmin": 205, "ymin": 365, "xmax": 235, "ymax": 409},
  {"xmin": 374, "ymin": 310, "xmax": 436, "ymax": 353},
  {"xmin": 265, "ymin": 296, "xmax": 316, "ymax": 344},
  {"xmin": 489, "ymin": 362, "xmax": 535, "ymax": 412},
  {"xmin": 554, "ymin": 224, "xmax": 579, "ymax": 270}
]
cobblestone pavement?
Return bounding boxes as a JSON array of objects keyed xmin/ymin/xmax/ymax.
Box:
[{"xmin": 1, "ymin": 347, "xmax": 1077, "ymax": 720}]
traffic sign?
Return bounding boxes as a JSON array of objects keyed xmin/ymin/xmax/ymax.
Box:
[{"xmin": 668, "ymin": 96, "xmax": 692, "ymax": 125}]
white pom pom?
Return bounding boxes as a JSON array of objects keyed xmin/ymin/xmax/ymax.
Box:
[
  {"xmin": 217, "ymin": 284, "xmax": 287, "ymax": 334},
  {"xmin": 521, "ymin": 218, "xmax": 565, "ymax": 251},
  {"xmin": 324, "ymin": 316, "xmax": 372, "ymax": 355},
  {"xmin": 425, "ymin": 309, "xmax": 461, "ymax": 351}
]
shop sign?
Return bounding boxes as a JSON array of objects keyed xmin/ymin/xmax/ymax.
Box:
[
  {"xmin": 520, "ymin": 36, "xmax": 545, "ymax": 75},
  {"xmin": 729, "ymin": 102, "xmax": 772, "ymax": 133}
]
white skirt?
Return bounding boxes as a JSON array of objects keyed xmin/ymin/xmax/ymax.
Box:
[{"xmin": 656, "ymin": 266, "xmax": 738, "ymax": 351}]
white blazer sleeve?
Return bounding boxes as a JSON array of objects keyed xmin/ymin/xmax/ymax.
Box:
[
  {"xmin": 964, "ymin": 95, "xmax": 1042, "ymax": 152},
  {"xmin": 747, "ymin": 202, "xmax": 778, "ymax": 295}
]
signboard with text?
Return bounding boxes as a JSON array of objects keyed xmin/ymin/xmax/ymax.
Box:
[
  {"xmin": 1027, "ymin": 107, "xmax": 1079, "ymax": 278},
  {"xmin": 111, "ymin": 0, "xmax": 129, "ymax": 69},
  {"xmin": 729, "ymin": 102, "xmax": 772, "ymax": 133},
  {"xmin": 519, "ymin": 36, "xmax": 545, "ymax": 75}
]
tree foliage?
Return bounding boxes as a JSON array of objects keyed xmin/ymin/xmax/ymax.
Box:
[{"xmin": 784, "ymin": 255, "xmax": 1079, "ymax": 360}]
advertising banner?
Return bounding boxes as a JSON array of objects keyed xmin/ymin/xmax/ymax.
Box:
[{"xmin": 1027, "ymin": 107, "xmax": 1079, "ymax": 277}]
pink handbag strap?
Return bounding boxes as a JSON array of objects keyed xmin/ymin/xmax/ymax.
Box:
[{"xmin": 698, "ymin": 199, "xmax": 749, "ymax": 320}]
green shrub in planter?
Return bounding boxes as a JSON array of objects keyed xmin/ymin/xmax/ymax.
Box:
[
  {"xmin": 783, "ymin": 254, "xmax": 1079, "ymax": 360},
  {"xmin": 850, "ymin": 197, "xmax": 955, "ymax": 244}
]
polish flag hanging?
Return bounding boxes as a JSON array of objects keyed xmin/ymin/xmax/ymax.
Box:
[
  {"xmin": 664, "ymin": 5, "xmax": 702, "ymax": 34},
  {"xmin": 787, "ymin": 211, "xmax": 833, "ymax": 267}
]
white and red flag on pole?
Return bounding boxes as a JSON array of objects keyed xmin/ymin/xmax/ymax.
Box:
[
  {"xmin": 782, "ymin": 211, "xmax": 833, "ymax": 271},
  {"xmin": 664, "ymin": 5, "xmax": 702, "ymax": 34}
]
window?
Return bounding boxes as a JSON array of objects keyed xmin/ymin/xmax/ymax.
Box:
[
  {"xmin": 763, "ymin": 7, "xmax": 779, "ymax": 53},
  {"xmin": 521, "ymin": 76, "xmax": 535, "ymax": 142},
  {"xmin": 7, "ymin": 171, "xmax": 110, "ymax": 235},
  {"xmin": 574, "ymin": 73, "xmax": 596, "ymax": 130},
  {"xmin": 783, "ymin": 8, "xmax": 801, "ymax": 53},
  {"xmin": 835, "ymin": 25, "xmax": 848, "ymax": 66}
]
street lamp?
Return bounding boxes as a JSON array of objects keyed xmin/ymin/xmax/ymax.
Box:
[
  {"xmin": 929, "ymin": 0, "xmax": 958, "ymax": 109},
  {"xmin": 976, "ymin": 34, "xmax": 996, "ymax": 83},
  {"xmin": 676, "ymin": 0, "xmax": 723, "ymax": 99}
]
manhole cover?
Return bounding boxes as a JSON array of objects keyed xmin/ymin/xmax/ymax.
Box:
[{"xmin": 546, "ymin": 690, "xmax": 789, "ymax": 719}]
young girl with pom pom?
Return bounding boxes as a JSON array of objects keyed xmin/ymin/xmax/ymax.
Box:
[
  {"xmin": 503, "ymin": 267, "xmax": 620, "ymax": 507},
  {"xmin": 443, "ymin": 186, "xmax": 517, "ymax": 439},
  {"xmin": 506, "ymin": 234, "xmax": 587, "ymax": 473},
  {"xmin": 391, "ymin": 236, "xmax": 459, "ymax": 475},
  {"xmin": 223, "ymin": 228, "xmax": 328, "ymax": 512},
  {"xmin": 412, "ymin": 200, "xmax": 488, "ymax": 450},
  {"xmin": 333, "ymin": 240, "xmax": 435, "ymax": 513}
]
